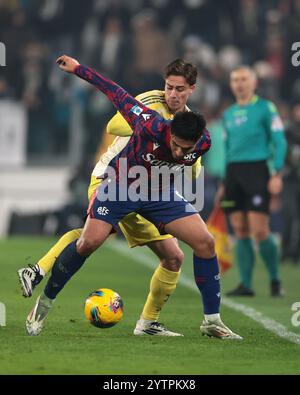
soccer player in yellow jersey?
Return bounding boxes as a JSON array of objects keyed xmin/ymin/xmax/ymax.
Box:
[{"xmin": 18, "ymin": 59, "xmax": 202, "ymax": 336}]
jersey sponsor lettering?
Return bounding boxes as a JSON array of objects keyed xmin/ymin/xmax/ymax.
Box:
[{"xmin": 141, "ymin": 153, "xmax": 185, "ymax": 171}]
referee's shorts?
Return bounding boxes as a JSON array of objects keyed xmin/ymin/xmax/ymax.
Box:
[{"xmin": 222, "ymin": 160, "xmax": 270, "ymax": 214}]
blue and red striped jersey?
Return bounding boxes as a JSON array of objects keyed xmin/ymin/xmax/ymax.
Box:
[{"xmin": 75, "ymin": 65, "xmax": 211, "ymax": 187}]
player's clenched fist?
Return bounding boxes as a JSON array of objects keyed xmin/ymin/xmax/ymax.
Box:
[{"xmin": 56, "ymin": 55, "xmax": 79, "ymax": 73}]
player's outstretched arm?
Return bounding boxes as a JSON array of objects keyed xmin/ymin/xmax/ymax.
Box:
[{"xmin": 56, "ymin": 55, "xmax": 164, "ymax": 138}]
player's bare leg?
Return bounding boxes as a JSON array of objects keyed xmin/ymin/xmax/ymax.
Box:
[{"xmin": 165, "ymin": 214, "xmax": 243, "ymax": 340}]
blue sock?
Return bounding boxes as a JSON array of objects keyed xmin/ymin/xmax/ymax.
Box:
[
  {"xmin": 44, "ymin": 240, "xmax": 86, "ymax": 299},
  {"xmin": 193, "ymin": 254, "xmax": 221, "ymax": 314}
]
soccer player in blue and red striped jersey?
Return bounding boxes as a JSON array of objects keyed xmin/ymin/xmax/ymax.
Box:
[{"xmin": 25, "ymin": 55, "xmax": 242, "ymax": 340}]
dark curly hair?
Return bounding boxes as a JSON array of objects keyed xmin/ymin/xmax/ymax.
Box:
[{"xmin": 171, "ymin": 112, "xmax": 206, "ymax": 142}]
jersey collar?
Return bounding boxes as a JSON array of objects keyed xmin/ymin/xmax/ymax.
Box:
[
  {"xmin": 250, "ymin": 95, "xmax": 259, "ymax": 104},
  {"xmin": 237, "ymin": 94, "xmax": 259, "ymax": 107}
]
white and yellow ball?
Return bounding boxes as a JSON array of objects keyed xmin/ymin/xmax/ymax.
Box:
[{"xmin": 84, "ymin": 288, "xmax": 124, "ymax": 328}]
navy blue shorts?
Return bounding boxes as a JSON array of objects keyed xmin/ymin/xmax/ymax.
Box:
[{"xmin": 88, "ymin": 182, "xmax": 197, "ymax": 233}]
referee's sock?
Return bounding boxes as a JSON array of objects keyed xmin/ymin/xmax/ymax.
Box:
[
  {"xmin": 44, "ymin": 240, "xmax": 87, "ymax": 300},
  {"xmin": 259, "ymin": 235, "xmax": 280, "ymax": 282},
  {"xmin": 236, "ymin": 238, "xmax": 255, "ymax": 289},
  {"xmin": 193, "ymin": 254, "xmax": 221, "ymax": 316}
]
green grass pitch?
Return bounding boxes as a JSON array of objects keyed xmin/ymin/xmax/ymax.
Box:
[{"xmin": 0, "ymin": 237, "xmax": 300, "ymax": 375}]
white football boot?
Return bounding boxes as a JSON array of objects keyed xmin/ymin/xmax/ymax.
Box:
[
  {"xmin": 134, "ymin": 318, "xmax": 184, "ymax": 336},
  {"xmin": 200, "ymin": 318, "xmax": 243, "ymax": 340},
  {"xmin": 26, "ymin": 293, "xmax": 55, "ymax": 336},
  {"xmin": 18, "ymin": 264, "xmax": 44, "ymax": 297}
]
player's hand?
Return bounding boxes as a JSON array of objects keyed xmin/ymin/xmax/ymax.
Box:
[
  {"xmin": 214, "ymin": 183, "xmax": 225, "ymax": 207},
  {"xmin": 268, "ymin": 174, "xmax": 283, "ymax": 195},
  {"xmin": 56, "ymin": 55, "xmax": 79, "ymax": 73}
]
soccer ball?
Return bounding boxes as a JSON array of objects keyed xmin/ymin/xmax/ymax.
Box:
[{"xmin": 84, "ymin": 288, "xmax": 124, "ymax": 328}]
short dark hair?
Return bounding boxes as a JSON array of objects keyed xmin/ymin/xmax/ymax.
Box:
[
  {"xmin": 171, "ymin": 112, "xmax": 206, "ymax": 142},
  {"xmin": 230, "ymin": 65, "xmax": 257, "ymax": 80},
  {"xmin": 164, "ymin": 59, "xmax": 197, "ymax": 86}
]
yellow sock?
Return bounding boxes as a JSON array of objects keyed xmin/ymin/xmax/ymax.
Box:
[
  {"xmin": 141, "ymin": 265, "xmax": 181, "ymax": 321},
  {"xmin": 38, "ymin": 229, "xmax": 82, "ymax": 275}
]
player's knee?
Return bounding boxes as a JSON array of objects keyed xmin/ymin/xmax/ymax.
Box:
[
  {"xmin": 253, "ymin": 229, "xmax": 269, "ymax": 242},
  {"xmin": 233, "ymin": 226, "xmax": 249, "ymax": 239},
  {"xmin": 204, "ymin": 234, "xmax": 216, "ymax": 256},
  {"xmin": 161, "ymin": 249, "xmax": 184, "ymax": 271},
  {"xmin": 76, "ymin": 237, "xmax": 100, "ymax": 256},
  {"xmin": 193, "ymin": 233, "xmax": 215, "ymax": 258}
]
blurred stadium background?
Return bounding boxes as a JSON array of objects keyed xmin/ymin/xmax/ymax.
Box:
[{"xmin": 0, "ymin": 0, "xmax": 300, "ymax": 261}]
